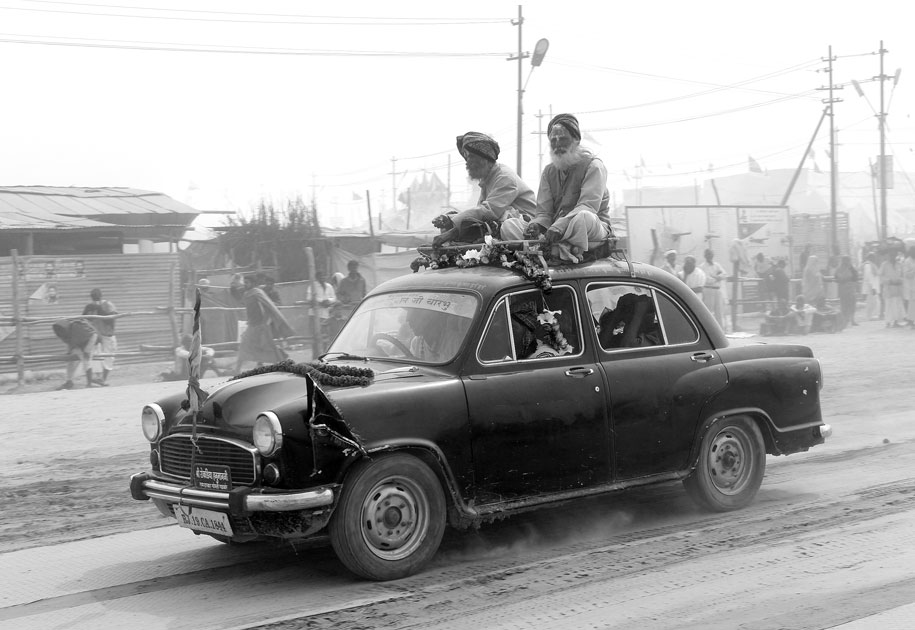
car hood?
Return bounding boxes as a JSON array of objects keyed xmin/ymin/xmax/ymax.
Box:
[{"xmin": 177, "ymin": 362, "xmax": 437, "ymax": 436}]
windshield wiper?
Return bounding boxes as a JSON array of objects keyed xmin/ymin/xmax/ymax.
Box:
[{"xmin": 318, "ymin": 351, "xmax": 369, "ymax": 362}]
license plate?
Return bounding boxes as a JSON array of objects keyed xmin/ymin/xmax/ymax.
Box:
[
  {"xmin": 193, "ymin": 464, "xmax": 232, "ymax": 491},
  {"xmin": 174, "ymin": 505, "xmax": 234, "ymax": 537}
]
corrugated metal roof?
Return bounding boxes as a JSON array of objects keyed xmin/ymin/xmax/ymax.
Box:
[{"xmin": 0, "ymin": 186, "xmax": 199, "ymax": 231}]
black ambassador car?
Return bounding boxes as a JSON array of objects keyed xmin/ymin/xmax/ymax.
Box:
[{"xmin": 130, "ymin": 258, "xmax": 831, "ymax": 581}]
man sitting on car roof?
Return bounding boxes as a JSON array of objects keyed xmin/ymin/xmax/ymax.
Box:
[
  {"xmin": 432, "ymin": 132, "xmax": 536, "ymax": 247},
  {"xmin": 503, "ymin": 113, "xmax": 613, "ymax": 263}
]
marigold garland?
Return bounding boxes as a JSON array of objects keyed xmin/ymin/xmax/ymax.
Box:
[
  {"xmin": 411, "ymin": 237, "xmax": 553, "ymax": 293},
  {"xmin": 231, "ymin": 359, "xmax": 374, "ymax": 387}
]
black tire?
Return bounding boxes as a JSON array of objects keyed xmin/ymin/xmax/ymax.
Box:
[
  {"xmin": 683, "ymin": 416, "xmax": 765, "ymax": 512},
  {"xmin": 329, "ymin": 453, "xmax": 446, "ymax": 581}
]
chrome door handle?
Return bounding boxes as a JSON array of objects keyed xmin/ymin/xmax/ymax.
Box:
[
  {"xmin": 690, "ymin": 352, "xmax": 714, "ymax": 363},
  {"xmin": 565, "ymin": 367, "xmax": 594, "ymax": 378}
]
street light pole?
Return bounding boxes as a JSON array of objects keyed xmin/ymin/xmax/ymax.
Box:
[
  {"xmin": 509, "ymin": 7, "xmax": 548, "ymax": 178},
  {"xmin": 517, "ymin": 4, "xmax": 524, "ymax": 177},
  {"xmin": 512, "ymin": 5, "xmax": 525, "ymax": 176}
]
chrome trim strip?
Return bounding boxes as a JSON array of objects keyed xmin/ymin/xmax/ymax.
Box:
[
  {"xmin": 141, "ymin": 479, "xmax": 334, "ymax": 512},
  {"xmin": 247, "ymin": 487, "xmax": 334, "ymax": 511}
]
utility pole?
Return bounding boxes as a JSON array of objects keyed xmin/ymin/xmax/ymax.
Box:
[
  {"xmin": 535, "ymin": 109, "xmax": 545, "ymax": 175},
  {"xmin": 817, "ymin": 45, "xmax": 842, "ymax": 254},
  {"xmin": 533, "ymin": 105, "xmax": 552, "ymax": 176},
  {"xmin": 390, "ymin": 157, "xmax": 398, "ymax": 217},
  {"xmin": 878, "ymin": 41, "xmax": 888, "ymax": 241}
]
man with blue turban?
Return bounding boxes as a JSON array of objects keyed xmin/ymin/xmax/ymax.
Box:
[
  {"xmin": 432, "ymin": 132, "xmax": 536, "ymax": 246},
  {"xmin": 507, "ymin": 113, "xmax": 613, "ymax": 263}
]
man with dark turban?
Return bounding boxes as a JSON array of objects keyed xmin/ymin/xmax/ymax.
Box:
[
  {"xmin": 514, "ymin": 113, "xmax": 612, "ymax": 263},
  {"xmin": 432, "ymin": 131, "xmax": 535, "ymax": 247}
]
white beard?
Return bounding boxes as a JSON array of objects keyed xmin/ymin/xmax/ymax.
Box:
[{"xmin": 550, "ymin": 146, "xmax": 586, "ymax": 171}]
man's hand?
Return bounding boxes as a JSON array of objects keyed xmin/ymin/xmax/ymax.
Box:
[
  {"xmin": 432, "ymin": 227, "xmax": 458, "ymax": 248},
  {"xmin": 523, "ymin": 222, "xmax": 545, "ymax": 239}
]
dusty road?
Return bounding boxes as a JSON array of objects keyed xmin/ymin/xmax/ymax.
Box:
[{"xmin": 1, "ymin": 320, "xmax": 914, "ymax": 629}]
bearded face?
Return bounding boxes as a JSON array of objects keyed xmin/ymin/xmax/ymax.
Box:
[
  {"xmin": 464, "ymin": 153, "xmax": 492, "ymax": 181},
  {"xmin": 548, "ymin": 125, "xmax": 582, "ymax": 170}
]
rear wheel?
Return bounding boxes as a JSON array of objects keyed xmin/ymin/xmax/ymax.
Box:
[
  {"xmin": 684, "ymin": 416, "xmax": 765, "ymax": 511},
  {"xmin": 329, "ymin": 453, "xmax": 445, "ymax": 581}
]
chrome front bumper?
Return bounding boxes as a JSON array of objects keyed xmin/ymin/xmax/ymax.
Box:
[{"xmin": 130, "ymin": 473, "xmax": 335, "ymax": 514}]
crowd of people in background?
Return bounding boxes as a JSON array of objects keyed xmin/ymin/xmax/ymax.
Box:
[{"xmin": 655, "ymin": 241, "xmax": 915, "ymax": 337}]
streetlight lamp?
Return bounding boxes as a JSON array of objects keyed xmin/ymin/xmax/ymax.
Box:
[{"xmin": 509, "ymin": 5, "xmax": 548, "ymax": 177}]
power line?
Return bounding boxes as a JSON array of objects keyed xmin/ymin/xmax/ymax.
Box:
[
  {"xmin": 589, "ymin": 91, "xmax": 819, "ymax": 131},
  {"xmin": 549, "ymin": 57, "xmax": 820, "ymax": 96},
  {"xmin": 575, "ymin": 60, "xmax": 821, "ymax": 115},
  {"xmin": 6, "ymin": 1, "xmax": 508, "ymax": 26},
  {"xmin": 0, "ymin": 32, "xmax": 509, "ymax": 56}
]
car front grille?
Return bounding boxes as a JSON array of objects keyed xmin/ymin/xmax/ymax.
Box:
[{"xmin": 158, "ymin": 435, "xmax": 258, "ymax": 487}]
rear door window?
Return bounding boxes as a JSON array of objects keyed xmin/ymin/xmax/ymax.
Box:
[{"xmin": 587, "ymin": 283, "xmax": 698, "ymax": 351}]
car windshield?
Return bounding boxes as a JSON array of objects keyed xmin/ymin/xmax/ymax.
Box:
[{"xmin": 328, "ymin": 291, "xmax": 479, "ymax": 364}]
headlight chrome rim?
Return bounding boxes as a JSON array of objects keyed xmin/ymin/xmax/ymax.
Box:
[
  {"xmin": 253, "ymin": 412, "xmax": 283, "ymax": 456},
  {"xmin": 141, "ymin": 403, "xmax": 165, "ymax": 442}
]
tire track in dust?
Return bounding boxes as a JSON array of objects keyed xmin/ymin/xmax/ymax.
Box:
[{"xmin": 256, "ymin": 477, "xmax": 915, "ymax": 630}]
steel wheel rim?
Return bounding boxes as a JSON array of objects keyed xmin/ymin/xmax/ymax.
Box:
[
  {"xmin": 360, "ymin": 475, "xmax": 429, "ymax": 561},
  {"xmin": 706, "ymin": 426, "xmax": 755, "ymax": 495}
]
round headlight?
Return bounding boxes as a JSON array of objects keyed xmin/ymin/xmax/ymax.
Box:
[
  {"xmin": 141, "ymin": 403, "xmax": 165, "ymax": 442},
  {"xmin": 253, "ymin": 412, "xmax": 283, "ymax": 456}
]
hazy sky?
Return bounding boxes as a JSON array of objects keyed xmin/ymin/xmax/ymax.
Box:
[{"xmin": 2, "ymin": 0, "xmax": 912, "ymax": 229}]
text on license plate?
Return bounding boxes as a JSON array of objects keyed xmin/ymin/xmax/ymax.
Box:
[{"xmin": 174, "ymin": 505, "xmax": 234, "ymax": 537}]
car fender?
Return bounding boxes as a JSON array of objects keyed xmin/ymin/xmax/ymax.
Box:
[{"xmin": 337, "ymin": 438, "xmax": 479, "ymax": 529}]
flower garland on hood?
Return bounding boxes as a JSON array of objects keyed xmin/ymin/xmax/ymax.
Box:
[
  {"xmin": 411, "ymin": 236, "xmax": 552, "ymax": 293},
  {"xmin": 231, "ymin": 359, "xmax": 374, "ymax": 387}
]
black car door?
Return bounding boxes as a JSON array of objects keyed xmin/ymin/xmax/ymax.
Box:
[
  {"xmin": 586, "ymin": 281, "xmax": 729, "ymax": 480},
  {"xmin": 463, "ymin": 285, "xmax": 611, "ymax": 502}
]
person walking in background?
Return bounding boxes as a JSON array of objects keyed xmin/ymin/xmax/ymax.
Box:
[
  {"xmin": 862, "ymin": 253, "xmax": 881, "ymax": 321},
  {"xmin": 753, "ymin": 252, "xmax": 775, "ymax": 304},
  {"xmin": 51, "ymin": 317, "xmax": 99, "ymax": 389},
  {"xmin": 82, "ymin": 288, "xmax": 118, "ymax": 385},
  {"xmin": 700, "ymin": 248, "xmax": 727, "ymax": 330},
  {"xmin": 798, "ymin": 244, "xmax": 811, "ymax": 276},
  {"xmin": 834, "ymin": 255, "xmax": 859, "ymax": 327},
  {"xmin": 769, "ymin": 259, "xmax": 791, "ymax": 304},
  {"xmin": 802, "ymin": 255, "xmax": 825, "ymax": 306},
  {"xmin": 902, "ymin": 247, "xmax": 915, "ymax": 327},
  {"xmin": 235, "ymin": 275, "xmax": 295, "ymax": 373},
  {"xmin": 678, "ymin": 255, "xmax": 707, "ymax": 296},
  {"xmin": 879, "ymin": 252, "xmax": 906, "ymax": 328},
  {"xmin": 336, "ymin": 259, "xmax": 367, "ymax": 306},
  {"xmin": 305, "ymin": 270, "xmax": 338, "ymax": 347},
  {"xmin": 262, "ymin": 276, "xmax": 281, "ymax": 305},
  {"xmin": 661, "ymin": 249, "xmax": 679, "ymax": 276}
]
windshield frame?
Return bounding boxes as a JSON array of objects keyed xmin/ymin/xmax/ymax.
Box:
[{"xmin": 327, "ymin": 289, "xmax": 482, "ymax": 365}]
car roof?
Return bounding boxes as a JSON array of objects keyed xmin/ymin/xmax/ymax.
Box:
[{"xmin": 371, "ymin": 259, "xmax": 672, "ymax": 296}]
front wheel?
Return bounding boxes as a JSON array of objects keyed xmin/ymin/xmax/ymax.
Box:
[
  {"xmin": 329, "ymin": 453, "xmax": 446, "ymax": 581},
  {"xmin": 683, "ymin": 416, "xmax": 765, "ymax": 512}
]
